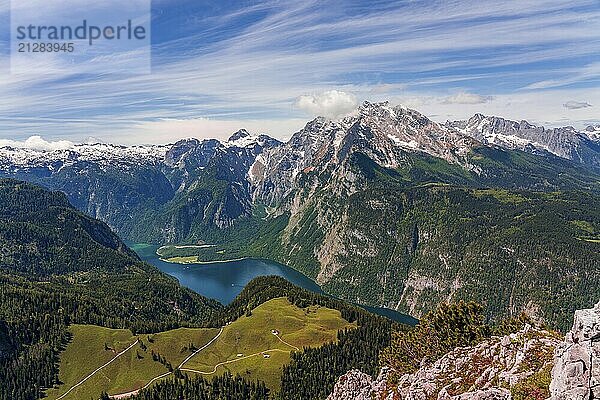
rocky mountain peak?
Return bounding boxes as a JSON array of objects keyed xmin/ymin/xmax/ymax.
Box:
[
  {"xmin": 329, "ymin": 325, "xmax": 560, "ymax": 399},
  {"xmin": 586, "ymin": 125, "xmax": 600, "ymax": 132},
  {"xmin": 447, "ymin": 114, "xmax": 600, "ymax": 167},
  {"xmin": 327, "ymin": 368, "xmax": 390, "ymax": 400},
  {"xmin": 585, "ymin": 125, "xmax": 600, "ymax": 142},
  {"xmin": 463, "ymin": 114, "xmax": 535, "ymax": 134},
  {"xmin": 228, "ymin": 129, "xmax": 251, "ymax": 142},
  {"xmin": 353, "ymin": 101, "xmax": 430, "ymax": 126},
  {"xmin": 225, "ymin": 129, "xmax": 281, "ymax": 150},
  {"xmin": 356, "ymin": 100, "xmax": 393, "ymax": 117},
  {"xmin": 164, "ymin": 138, "xmax": 219, "ymax": 168},
  {"xmin": 342, "ymin": 101, "xmax": 475, "ymax": 166},
  {"xmin": 329, "ymin": 301, "xmax": 600, "ymax": 400}
]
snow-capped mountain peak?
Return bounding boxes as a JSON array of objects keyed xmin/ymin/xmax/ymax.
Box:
[
  {"xmin": 228, "ymin": 129, "xmax": 251, "ymax": 142},
  {"xmin": 341, "ymin": 101, "xmax": 477, "ymax": 165},
  {"xmin": 225, "ymin": 129, "xmax": 282, "ymax": 149},
  {"xmin": 447, "ymin": 114, "xmax": 600, "ymax": 167},
  {"xmin": 585, "ymin": 125, "xmax": 600, "ymax": 142},
  {"xmin": 0, "ymin": 142, "xmax": 169, "ymax": 171}
]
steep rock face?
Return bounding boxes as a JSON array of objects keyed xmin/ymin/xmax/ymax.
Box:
[
  {"xmin": 249, "ymin": 104, "xmax": 600, "ymax": 325},
  {"xmin": 0, "ymin": 103, "xmax": 599, "ymax": 325},
  {"xmin": 251, "ymin": 117, "xmax": 345, "ymax": 205},
  {"xmin": 0, "ymin": 133, "xmax": 282, "ymax": 242},
  {"xmin": 330, "ymin": 302, "xmax": 600, "ymax": 400},
  {"xmin": 250, "ymin": 102, "xmax": 484, "ymax": 289},
  {"xmin": 585, "ymin": 125, "xmax": 600, "ymax": 142},
  {"xmin": 550, "ymin": 300, "xmax": 600, "ymax": 400},
  {"xmin": 328, "ymin": 326, "xmax": 559, "ymax": 400},
  {"xmin": 252, "ymin": 102, "xmax": 478, "ymax": 206},
  {"xmin": 447, "ymin": 114, "xmax": 600, "ymax": 168}
]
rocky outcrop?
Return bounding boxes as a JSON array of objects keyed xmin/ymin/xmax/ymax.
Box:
[
  {"xmin": 328, "ymin": 326, "xmax": 560, "ymax": 399},
  {"xmin": 549, "ymin": 300, "xmax": 600, "ymax": 400},
  {"xmin": 329, "ymin": 302, "xmax": 600, "ymax": 399},
  {"xmin": 327, "ymin": 368, "xmax": 390, "ymax": 400}
]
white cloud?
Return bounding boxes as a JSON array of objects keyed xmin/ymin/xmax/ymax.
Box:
[
  {"xmin": 369, "ymin": 83, "xmax": 407, "ymax": 95},
  {"xmin": 563, "ymin": 101, "xmax": 592, "ymax": 110},
  {"xmin": 295, "ymin": 90, "xmax": 358, "ymax": 119},
  {"xmin": 0, "ymin": 135, "xmax": 74, "ymax": 151},
  {"xmin": 1, "ymin": 0, "xmax": 599, "ymax": 140},
  {"xmin": 523, "ymin": 62, "xmax": 600, "ymax": 90},
  {"xmin": 443, "ymin": 92, "xmax": 493, "ymax": 105}
]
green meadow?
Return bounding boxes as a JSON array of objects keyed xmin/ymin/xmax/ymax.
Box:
[{"xmin": 45, "ymin": 297, "xmax": 355, "ymax": 399}]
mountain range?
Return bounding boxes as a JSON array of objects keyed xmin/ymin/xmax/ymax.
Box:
[
  {"xmin": 1, "ymin": 102, "xmax": 599, "ymax": 330},
  {"xmin": 0, "ymin": 178, "xmax": 394, "ymax": 400}
]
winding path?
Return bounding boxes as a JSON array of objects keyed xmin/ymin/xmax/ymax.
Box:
[
  {"xmin": 109, "ymin": 327, "xmax": 224, "ymax": 399},
  {"xmin": 180, "ymin": 349, "xmax": 290, "ymax": 375},
  {"xmin": 178, "ymin": 327, "xmax": 224, "ymax": 369},
  {"xmin": 61, "ymin": 326, "xmax": 298, "ymax": 399},
  {"xmin": 56, "ymin": 339, "xmax": 139, "ymax": 400},
  {"xmin": 110, "ymin": 372, "xmax": 171, "ymax": 400},
  {"xmin": 180, "ymin": 330, "xmax": 300, "ymax": 376},
  {"xmin": 273, "ymin": 332, "xmax": 300, "ymax": 351}
]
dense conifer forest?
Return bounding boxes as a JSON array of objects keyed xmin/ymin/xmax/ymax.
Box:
[
  {"xmin": 126, "ymin": 374, "xmax": 270, "ymax": 400},
  {"xmin": 3, "ymin": 175, "xmax": 589, "ymax": 399},
  {"xmin": 0, "ymin": 179, "xmax": 221, "ymax": 400},
  {"xmin": 0, "ymin": 180, "xmax": 401, "ymax": 399}
]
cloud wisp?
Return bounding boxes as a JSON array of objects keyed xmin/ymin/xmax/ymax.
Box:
[
  {"xmin": 442, "ymin": 92, "xmax": 493, "ymax": 105},
  {"xmin": 0, "ymin": 0, "xmax": 598, "ymax": 142},
  {"xmin": 563, "ymin": 101, "xmax": 592, "ymax": 110}
]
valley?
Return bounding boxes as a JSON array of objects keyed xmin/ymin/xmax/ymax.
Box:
[
  {"xmin": 1, "ymin": 101, "xmax": 599, "ymax": 400},
  {"xmin": 1, "ymin": 103, "xmax": 598, "ymax": 330},
  {"xmin": 0, "ymin": 179, "xmax": 393, "ymax": 399},
  {"xmin": 132, "ymin": 242, "xmax": 418, "ymax": 325},
  {"xmin": 2, "ymin": 1, "xmax": 599, "ymax": 398}
]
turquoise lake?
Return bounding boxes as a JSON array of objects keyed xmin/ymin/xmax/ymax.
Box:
[{"xmin": 130, "ymin": 242, "xmax": 417, "ymax": 325}]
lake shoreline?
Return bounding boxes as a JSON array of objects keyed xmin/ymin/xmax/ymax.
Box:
[
  {"xmin": 159, "ymin": 255, "xmax": 250, "ymax": 265},
  {"xmin": 129, "ymin": 242, "xmax": 418, "ymax": 326}
]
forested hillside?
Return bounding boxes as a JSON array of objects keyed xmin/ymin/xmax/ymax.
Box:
[
  {"xmin": 0, "ymin": 179, "xmax": 400, "ymax": 400},
  {"xmin": 0, "ymin": 179, "xmax": 222, "ymax": 400},
  {"xmin": 1, "ymin": 104, "xmax": 600, "ymax": 335},
  {"xmin": 163, "ymin": 151, "xmax": 600, "ymax": 331},
  {"xmin": 120, "ymin": 276, "xmax": 397, "ymax": 400},
  {"xmin": 126, "ymin": 374, "xmax": 270, "ymax": 400}
]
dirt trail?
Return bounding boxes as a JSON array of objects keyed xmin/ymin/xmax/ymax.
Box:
[
  {"xmin": 181, "ymin": 348, "xmax": 290, "ymax": 375},
  {"xmin": 109, "ymin": 327, "xmax": 224, "ymax": 400},
  {"xmin": 178, "ymin": 327, "xmax": 224, "ymax": 369},
  {"xmin": 180, "ymin": 329, "xmax": 300, "ymax": 376},
  {"xmin": 56, "ymin": 339, "xmax": 139, "ymax": 400}
]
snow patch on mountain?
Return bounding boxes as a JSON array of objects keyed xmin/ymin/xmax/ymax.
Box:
[
  {"xmin": 0, "ymin": 133, "xmax": 281, "ymax": 173},
  {"xmin": 447, "ymin": 114, "xmax": 600, "ymax": 167},
  {"xmin": 0, "ymin": 143, "xmax": 169, "ymax": 171},
  {"xmin": 585, "ymin": 125, "xmax": 600, "ymax": 142}
]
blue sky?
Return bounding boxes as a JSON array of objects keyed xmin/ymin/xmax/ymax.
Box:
[{"xmin": 0, "ymin": 0, "xmax": 598, "ymax": 145}]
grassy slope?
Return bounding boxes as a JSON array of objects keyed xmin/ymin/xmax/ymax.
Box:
[
  {"xmin": 46, "ymin": 297, "xmax": 354, "ymax": 399},
  {"xmin": 183, "ymin": 297, "xmax": 355, "ymax": 390},
  {"xmin": 45, "ymin": 326, "xmax": 219, "ymax": 400}
]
